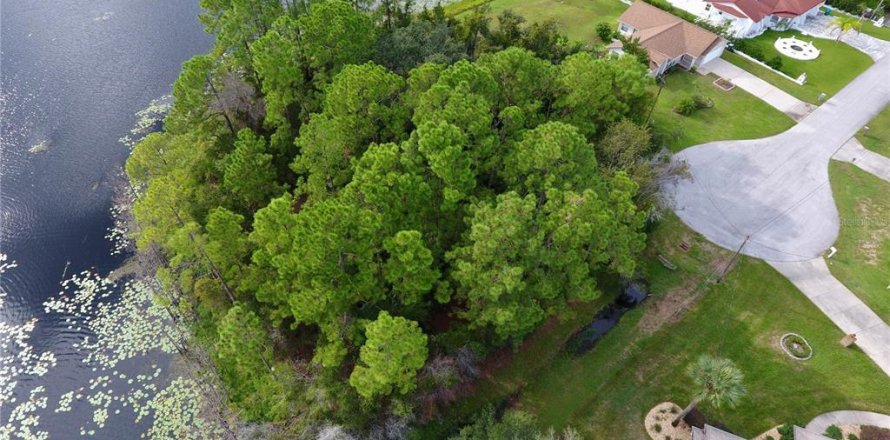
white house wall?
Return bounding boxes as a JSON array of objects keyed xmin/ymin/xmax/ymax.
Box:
[
  {"xmin": 790, "ymin": 14, "xmax": 807, "ymax": 27},
  {"xmin": 748, "ymin": 17, "xmax": 768, "ymax": 36},
  {"xmin": 725, "ymin": 17, "xmax": 746, "ymax": 37},
  {"xmin": 697, "ymin": 39, "xmax": 727, "ymax": 65},
  {"xmin": 805, "ymin": 3, "xmax": 825, "ymax": 17},
  {"xmin": 665, "ymin": 0, "xmax": 712, "ymax": 17},
  {"xmin": 664, "ymin": 0, "xmax": 758, "ymax": 37},
  {"xmin": 665, "ymin": 0, "xmax": 826, "ymax": 38}
]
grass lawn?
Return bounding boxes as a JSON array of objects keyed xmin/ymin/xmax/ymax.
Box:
[
  {"xmin": 650, "ymin": 71, "xmax": 795, "ymax": 152},
  {"xmin": 824, "ymin": 9, "xmax": 890, "ymax": 41},
  {"xmin": 514, "ymin": 214, "xmax": 890, "ymax": 438},
  {"xmin": 444, "ymin": 0, "xmax": 629, "ymax": 43},
  {"xmin": 417, "ymin": 286, "xmax": 619, "ymax": 437},
  {"xmin": 859, "ymin": 19, "xmax": 890, "ymax": 41},
  {"xmin": 724, "ymin": 30, "xmax": 873, "ymax": 104},
  {"xmin": 857, "ymin": 104, "xmax": 890, "ymax": 157},
  {"xmin": 421, "ymin": 213, "xmax": 890, "ymax": 438},
  {"xmin": 827, "ymin": 161, "xmax": 890, "ymax": 320}
]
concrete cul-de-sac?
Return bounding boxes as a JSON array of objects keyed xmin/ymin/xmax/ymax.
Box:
[
  {"xmin": 667, "ymin": 54, "xmax": 890, "ymax": 375},
  {"xmin": 670, "ymin": 54, "xmax": 890, "ymax": 263}
]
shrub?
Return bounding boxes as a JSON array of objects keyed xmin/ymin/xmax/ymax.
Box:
[
  {"xmin": 766, "ymin": 436, "xmax": 776, "ymax": 440},
  {"xmin": 674, "ymin": 95, "xmax": 712, "ymax": 116},
  {"xmin": 767, "ymin": 55, "xmax": 784, "ymax": 71},
  {"xmin": 778, "ymin": 423, "xmax": 796, "ymax": 440},
  {"xmin": 746, "ymin": 46, "xmax": 765, "ymax": 60},
  {"xmin": 674, "ymin": 97, "xmax": 698, "ymax": 115},
  {"xmin": 782, "ymin": 334, "xmax": 813, "ymax": 359},
  {"xmin": 825, "ymin": 425, "xmax": 843, "ymax": 439},
  {"xmin": 692, "ymin": 94, "xmax": 713, "ymax": 109},
  {"xmin": 847, "ymin": 433, "xmax": 859, "ymax": 440},
  {"xmin": 654, "ymin": 423, "xmax": 662, "ymax": 433},
  {"xmin": 596, "ymin": 22, "xmax": 614, "ymax": 42}
]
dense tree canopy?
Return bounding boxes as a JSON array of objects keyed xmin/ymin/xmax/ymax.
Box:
[
  {"xmin": 349, "ymin": 311, "xmax": 429, "ymax": 399},
  {"xmin": 216, "ymin": 304, "xmax": 291, "ymax": 421},
  {"xmin": 127, "ymin": 0, "xmax": 666, "ymax": 433}
]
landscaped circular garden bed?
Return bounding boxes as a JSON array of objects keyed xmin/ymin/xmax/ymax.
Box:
[{"xmin": 780, "ymin": 333, "xmax": 813, "ymax": 360}]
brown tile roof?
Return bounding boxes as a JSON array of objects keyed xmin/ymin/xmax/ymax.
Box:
[
  {"xmin": 708, "ymin": 0, "xmax": 823, "ymax": 22},
  {"xmin": 711, "ymin": 2, "xmax": 748, "ymax": 18},
  {"xmin": 711, "ymin": 0, "xmax": 770, "ymax": 21},
  {"xmin": 618, "ymin": 2, "xmax": 724, "ymax": 67}
]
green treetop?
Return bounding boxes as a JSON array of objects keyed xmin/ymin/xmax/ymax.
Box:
[
  {"xmin": 223, "ymin": 128, "xmax": 282, "ymax": 210},
  {"xmin": 349, "ymin": 311, "xmax": 429, "ymax": 399}
]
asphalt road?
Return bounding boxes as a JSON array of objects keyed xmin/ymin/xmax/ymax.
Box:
[{"xmin": 668, "ymin": 54, "xmax": 890, "ymax": 262}]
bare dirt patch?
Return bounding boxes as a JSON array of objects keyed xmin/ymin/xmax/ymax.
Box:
[
  {"xmin": 476, "ymin": 316, "xmax": 560, "ymax": 379},
  {"xmin": 752, "ymin": 425, "xmax": 782, "ymax": 440},
  {"xmin": 645, "ymin": 402, "xmax": 692, "ymax": 440},
  {"xmin": 840, "ymin": 424, "xmax": 862, "ymax": 439},
  {"xmin": 637, "ymin": 230, "xmax": 737, "ymax": 335},
  {"xmin": 707, "ymin": 250, "xmax": 738, "ymax": 278},
  {"xmin": 863, "ymin": 425, "xmax": 890, "ymax": 440},
  {"xmin": 853, "ymin": 199, "xmax": 889, "ymax": 265},
  {"xmin": 637, "ymin": 278, "xmax": 703, "ymax": 335}
]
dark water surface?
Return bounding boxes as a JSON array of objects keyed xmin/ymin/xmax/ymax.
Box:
[
  {"xmin": 565, "ymin": 283, "xmax": 649, "ymax": 355},
  {"xmin": 1, "ymin": 1, "xmax": 211, "ymax": 436}
]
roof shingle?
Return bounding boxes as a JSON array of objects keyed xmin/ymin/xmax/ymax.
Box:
[
  {"xmin": 618, "ymin": 2, "xmax": 725, "ymax": 67},
  {"xmin": 707, "ymin": 0, "xmax": 823, "ymax": 22}
]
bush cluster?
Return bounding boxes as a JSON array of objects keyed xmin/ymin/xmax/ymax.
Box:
[
  {"xmin": 733, "ymin": 40, "xmax": 786, "ymax": 74},
  {"xmin": 778, "ymin": 422, "xmax": 796, "ymax": 440},
  {"xmin": 673, "ymin": 94, "xmax": 713, "ymax": 115},
  {"xmin": 825, "ymin": 425, "xmax": 843, "ymax": 440},
  {"xmin": 828, "ymin": 0, "xmax": 882, "ymax": 14},
  {"xmin": 596, "ymin": 22, "xmax": 615, "ymax": 42}
]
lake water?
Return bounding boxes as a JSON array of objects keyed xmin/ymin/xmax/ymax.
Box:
[{"xmin": 1, "ymin": 1, "xmax": 212, "ymax": 436}]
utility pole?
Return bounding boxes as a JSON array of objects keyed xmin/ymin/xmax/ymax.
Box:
[
  {"xmin": 859, "ymin": 0, "xmax": 883, "ymax": 22},
  {"xmin": 645, "ymin": 75, "xmax": 666, "ymax": 124},
  {"xmin": 875, "ymin": 0, "xmax": 886, "ymax": 23}
]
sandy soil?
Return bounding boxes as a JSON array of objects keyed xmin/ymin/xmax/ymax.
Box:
[{"xmin": 645, "ymin": 402, "xmax": 692, "ymax": 440}]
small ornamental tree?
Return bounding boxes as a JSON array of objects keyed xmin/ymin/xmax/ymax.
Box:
[
  {"xmin": 349, "ymin": 312, "xmax": 429, "ymax": 400},
  {"xmin": 672, "ymin": 355, "xmax": 746, "ymax": 427},
  {"xmin": 595, "ymin": 22, "xmax": 614, "ymax": 42},
  {"xmin": 832, "ymin": 15, "xmax": 862, "ymax": 42}
]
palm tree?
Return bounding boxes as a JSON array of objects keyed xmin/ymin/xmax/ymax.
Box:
[
  {"xmin": 832, "ymin": 15, "xmax": 863, "ymax": 42},
  {"xmin": 671, "ymin": 355, "xmax": 747, "ymax": 427}
]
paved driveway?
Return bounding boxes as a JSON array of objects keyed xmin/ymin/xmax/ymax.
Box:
[
  {"xmin": 668, "ymin": 53, "xmax": 890, "ymax": 376},
  {"xmin": 698, "ymin": 58, "xmax": 814, "ymax": 120},
  {"xmin": 833, "ymin": 137, "xmax": 890, "ymax": 183},
  {"xmin": 806, "ymin": 411, "xmax": 890, "ymax": 434},
  {"xmin": 669, "ymin": 54, "xmax": 890, "ymax": 262},
  {"xmin": 771, "ymin": 258, "xmax": 890, "ymax": 376},
  {"xmin": 799, "ymin": 14, "xmax": 890, "ymax": 61}
]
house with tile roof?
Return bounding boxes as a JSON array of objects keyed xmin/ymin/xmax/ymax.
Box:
[
  {"xmin": 665, "ymin": 0, "xmax": 825, "ymax": 37},
  {"xmin": 615, "ymin": 1, "xmax": 727, "ymax": 76},
  {"xmin": 691, "ymin": 424, "xmax": 834, "ymax": 440}
]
